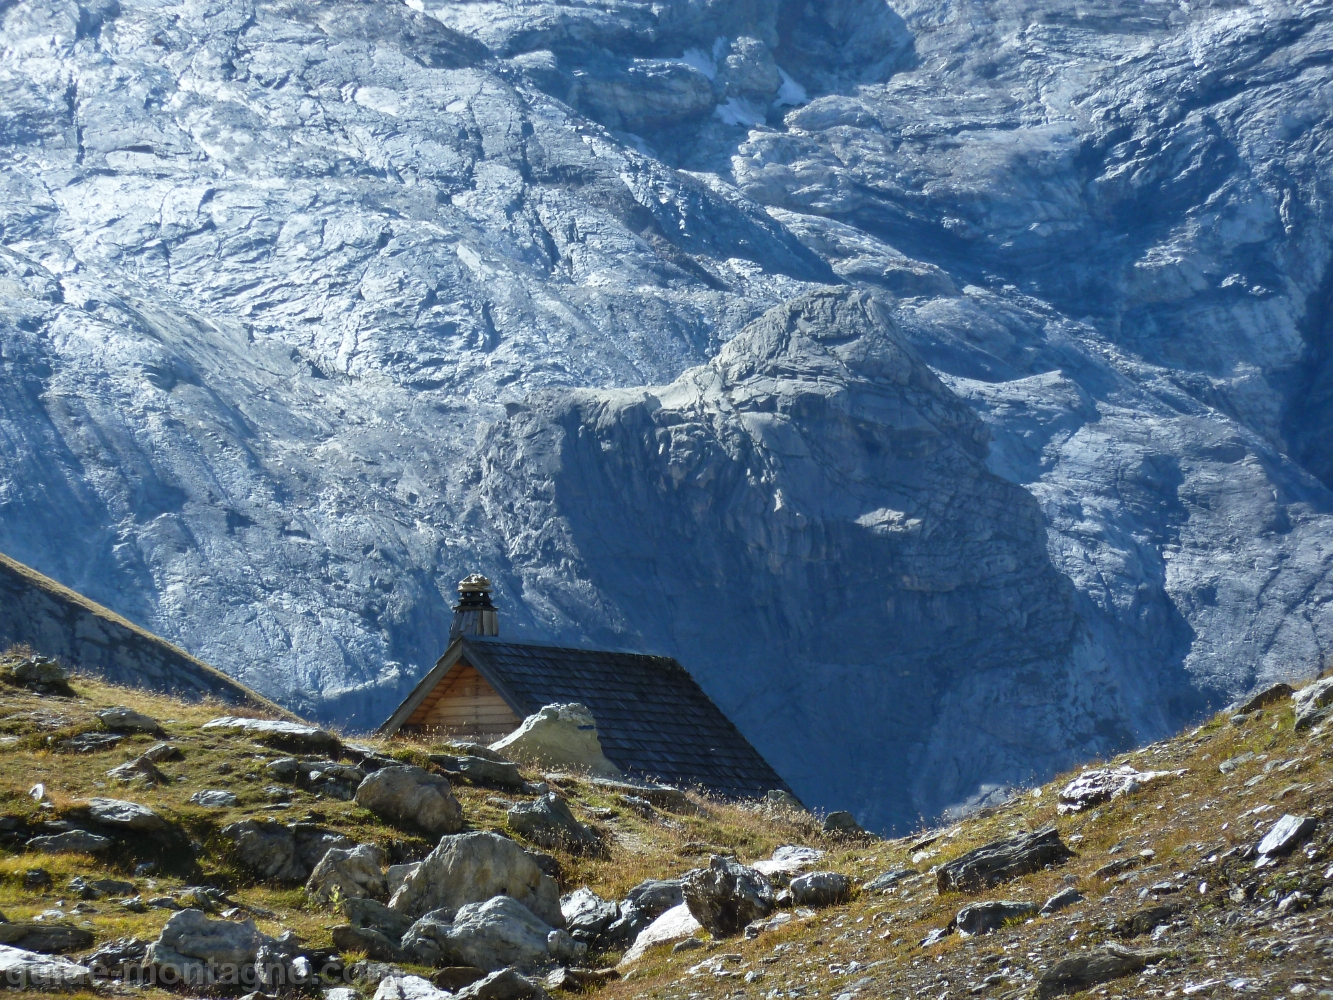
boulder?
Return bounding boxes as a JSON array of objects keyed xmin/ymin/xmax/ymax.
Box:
[
  {"xmin": 507, "ymin": 794, "xmax": 599, "ymax": 853},
  {"xmin": 1256, "ymin": 814, "xmax": 1317, "ymax": 860},
  {"xmin": 457, "ymin": 967, "xmax": 549, "ymax": 1000},
  {"xmin": 430, "ymin": 755, "xmax": 526, "ymax": 789},
  {"xmin": 386, "ymin": 863, "xmax": 421, "ymax": 898},
  {"xmin": 604, "ymin": 879, "xmax": 683, "ymax": 943},
  {"xmin": 490, "ymin": 704, "xmax": 622, "ymax": 778},
  {"xmin": 1235, "ymin": 682, "xmax": 1294, "ymax": 714},
  {"xmin": 96, "ymin": 707, "xmax": 162, "ymax": 734},
  {"xmin": 955, "ymin": 900, "xmax": 1038, "ymax": 937},
  {"xmin": 1058, "ymin": 766, "xmax": 1186, "ymax": 814},
  {"xmin": 334, "ymin": 924, "xmax": 405, "ymax": 963},
  {"xmin": 389, "ymin": 832, "xmax": 562, "ymax": 927},
  {"xmin": 293, "ymin": 825, "xmax": 356, "ymax": 870},
  {"xmin": 2, "ymin": 656, "xmax": 75, "ymax": 697},
  {"xmin": 106, "ymin": 757, "xmax": 167, "ymax": 785},
  {"xmin": 345, "ymin": 897, "xmax": 416, "ymax": 941},
  {"xmin": 1036, "ymin": 944, "xmax": 1170, "ymax": 999},
  {"xmin": 78, "ymin": 798, "xmax": 170, "ymax": 834},
  {"xmin": 1040, "ymin": 886, "xmax": 1083, "ymax": 915},
  {"xmin": 25, "ymin": 830, "xmax": 113, "ymax": 854},
  {"xmin": 202, "ymin": 716, "xmax": 342, "ymax": 753},
  {"xmin": 753, "ymin": 845, "xmax": 826, "ymax": 884},
  {"xmin": 355, "ymin": 767, "xmax": 463, "ymax": 836},
  {"xmin": 681, "ymin": 856, "xmax": 775, "ymax": 937},
  {"xmin": 618, "ymin": 903, "xmax": 702, "ymax": 966},
  {"xmin": 373, "ymin": 975, "xmax": 451, "ymax": 1000},
  {"xmin": 188, "ymin": 790, "xmax": 238, "ymax": 809},
  {"xmin": 559, "ymin": 888, "xmax": 618, "ymax": 944},
  {"xmin": 0, "ymin": 923, "xmax": 94, "ymax": 953},
  {"xmin": 141, "ymin": 742, "xmax": 184, "ymax": 762},
  {"xmin": 144, "ymin": 908, "xmax": 270, "ymax": 986},
  {"xmin": 937, "ymin": 828, "xmax": 1073, "ymax": 894},
  {"xmin": 84, "ymin": 937, "xmax": 148, "ymax": 977},
  {"xmin": 863, "ymin": 869, "xmax": 915, "ymax": 893},
  {"xmin": 307, "ymin": 843, "xmax": 388, "ymax": 903},
  {"xmin": 822, "ymin": 811, "xmax": 865, "ymax": 836},
  {"xmin": 403, "ymin": 896, "xmax": 584, "ymax": 971},
  {"xmin": 1293, "ymin": 678, "xmax": 1333, "ymax": 730},
  {"xmin": 789, "ymin": 872, "xmax": 851, "ymax": 907},
  {"xmin": 1110, "ymin": 903, "xmax": 1181, "ymax": 938},
  {"xmin": 0, "ymin": 943, "xmax": 91, "ymax": 989},
  {"xmin": 220, "ymin": 820, "xmax": 305, "ymax": 880},
  {"xmin": 764, "ymin": 789, "xmax": 805, "ymax": 812}
]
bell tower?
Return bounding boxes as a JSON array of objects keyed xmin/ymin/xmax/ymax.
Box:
[{"xmin": 448, "ymin": 574, "xmax": 499, "ymax": 640}]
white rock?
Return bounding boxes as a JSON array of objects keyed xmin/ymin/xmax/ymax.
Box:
[
  {"xmin": 618, "ymin": 903, "xmax": 702, "ymax": 966},
  {"xmin": 189, "ymin": 790, "xmax": 239, "ymax": 809},
  {"xmin": 97, "ymin": 706, "xmax": 161, "ymax": 733},
  {"xmin": 0, "ymin": 943, "xmax": 92, "ymax": 989},
  {"xmin": 490, "ymin": 704, "xmax": 622, "ymax": 778},
  {"xmin": 373, "ymin": 975, "xmax": 450, "ymax": 1000},
  {"xmin": 752, "ymin": 844, "xmax": 825, "ymax": 878}
]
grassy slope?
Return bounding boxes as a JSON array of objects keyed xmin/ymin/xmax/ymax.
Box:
[{"xmin": 0, "ymin": 651, "xmax": 1330, "ymax": 999}]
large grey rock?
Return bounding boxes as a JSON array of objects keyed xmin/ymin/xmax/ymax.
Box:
[
  {"xmin": 79, "ymin": 798, "xmax": 170, "ymax": 834},
  {"xmin": 355, "ymin": 767, "xmax": 463, "ymax": 836},
  {"xmin": 425, "ymin": 897, "xmax": 582, "ymax": 972},
  {"xmin": 344, "ymin": 897, "xmax": 416, "ymax": 941},
  {"xmin": 1, "ymin": 657, "xmax": 73, "ymax": 697},
  {"xmin": 789, "ymin": 872, "xmax": 851, "ymax": 908},
  {"xmin": 221, "ymin": 820, "xmax": 305, "ymax": 881},
  {"xmin": 559, "ymin": 888, "xmax": 618, "ymax": 945},
  {"xmin": 681, "ymin": 855, "xmax": 775, "ymax": 938},
  {"xmin": 144, "ymin": 908, "xmax": 271, "ymax": 986},
  {"xmin": 0, "ymin": 943, "xmax": 92, "ymax": 990},
  {"xmin": 7, "ymin": 0, "xmax": 1333, "ymax": 839},
  {"xmin": 202, "ymin": 718, "xmax": 341, "ymax": 754},
  {"xmin": 955, "ymin": 900, "xmax": 1038, "ymax": 937},
  {"xmin": 388, "ymin": 832, "xmax": 562, "ymax": 927},
  {"xmin": 456, "ymin": 967, "xmax": 549, "ymax": 1000},
  {"xmin": 937, "ymin": 828, "xmax": 1072, "ymax": 894},
  {"xmin": 1293, "ymin": 679, "xmax": 1333, "ymax": 731},
  {"xmin": 96, "ymin": 707, "xmax": 162, "ymax": 734},
  {"xmin": 604, "ymin": 879, "xmax": 683, "ymax": 943},
  {"xmin": 1058, "ymin": 766, "xmax": 1185, "ymax": 814},
  {"xmin": 1036, "ymin": 944, "xmax": 1170, "ymax": 999},
  {"xmin": 1257, "ymin": 814, "xmax": 1317, "ymax": 860},
  {"xmin": 292, "ymin": 825, "xmax": 357, "ymax": 870},
  {"xmin": 307, "ymin": 843, "xmax": 388, "ymax": 903},
  {"xmin": 490, "ymin": 705, "xmax": 621, "ymax": 778},
  {"xmin": 333, "ymin": 924, "xmax": 405, "ymax": 964},
  {"xmin": 0, "ymin": 923, "xmax": 94, "ymax": 954},
  {"xmin": 25, "ymin": 830, "xmax": 113, "ymax": 854},
  {"xmin": 430, "ymin": 755, "xmax": 525, "ymax": 789},
  {"xmin": 507, "ymin": 794, "xmax": 599, "ymax": 853}
]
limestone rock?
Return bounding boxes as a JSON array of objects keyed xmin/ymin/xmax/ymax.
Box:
[
  {"xmin": 618, "ymin": 904, "xmax": 702, "ymax": 966},
  {"xmin": 344, "ymin": 898, "xmax": 415, "ymax": 941},
  {"xmin": 25, "ymin": 830, "xmax": 113, "ymax": 854},
  {"xmin": 373, "ymin": 975, "xmax": 452, "ymax": 1000},
  {"xmin": 1293, "ymin": 679, "xmax": 1333, "ymax": 731},
  {"xmin": 752, "ymin": 845, "xmax": 825, "ymax": 883},
  {"xmin": 334, "ymin": 924, "xmax": 405, "ymax": 964},
  {"xmin": 1257, "ymin": 814, "xmax": 1317, "ymax": 860},
  {"xmin": 188, "ymin": 790, "xmax": 238, "ymax": 809},
  {"xmin": 202, "ymin": 718, "xmax": 341, "ymax": 754},
  {"xmin": 490, "ymin": 705, "xmax": 621, "ymax": 779},
  {"xmin": 0, "ymin": 943, "xmax": 91, "ymax": 990},
  {"xmin": 0, "ymin": 923, "xmax": 94, "ymax": 954},
  {"xmin": 681, "ymin": 856, "xmax": 775, "ymax": 937},
  {"xmin": 955, "ymin": 900, "xmax": 1037, "ymax": 937},
  {"xmin": 293, "ymin": 825, "xmax": 357, "ymax": 870},
  {"xmin": 1036, "ymin": 944, "xmax": 1170, "ymax": 999},
  {"xmin": 764, "ymin": 790, "xmax": 805, "ymax": 813},
  {"xmin": 788, "ymin": 872, "xmax": 851, "ymax": 908},
  {"xmin": 559, "ymin": 888, "xmax": 618, "ymax": 945},
  {"xmin": 604, "ymin": 879, "xmax": 683, "ymax": 944},
  {"xmin": 430, "ymin": 755, "xmax": 525, "ymax": 789},
  {"xmin": 96, "ymin": 707, "xmax": 162, "ymax": 735},
  {"xmin": 144, "ymin": 908, "xmax": 270, "ymax": 986},
  {"xmin": 1058, "ymin": 767, "xmax": 1187, "ymax": 814},
  {"xmin": 388, "ymin": 832, "xmax": 562, "ymax": 928},
  {"xmin": 456, "ymin": 967, "xmax": 550, "ymax": 1000},
  {"xmin": 355, "ymin": 767, "xmax": 463, "ymax": 836},
  {"xmin": 402, "ymin": 897, "xmax": 583, "ymax": 971},
  {"xmin": 507, "ymin": 794, "xmax": 599, "ymax": 853},
  {"xmin": 937, "ymin": 828, "xmax": 1072, "ymax": 894},
  {"xmin": 221, "ymin": 820, "xmax": 305, "ymax": 881},
  {"xmin": 307, "ymin": 844, "xmax": 388, "ymax": 903}
]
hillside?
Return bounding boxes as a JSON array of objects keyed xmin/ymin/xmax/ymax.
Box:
[
  {"xmin": 0, "ymin": 648, "xmax": 1330, "ymax": 998},
  {"xmin": 4, "ymin": 0, "xmax": 1333, "ymax": 832}
]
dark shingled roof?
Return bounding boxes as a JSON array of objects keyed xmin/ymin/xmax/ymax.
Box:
[{"xmin": 384, "ymin": 636, "xmax": 790, "ymax": 799}]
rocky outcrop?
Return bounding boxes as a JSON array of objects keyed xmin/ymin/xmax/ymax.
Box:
[
  {"xmin": 681, "ymin": 856, "xmax": 776, "ymax": 937},
  {"xmin": 507, "ymin": 794, "xmax": 600, "ymax": 854},
  {"xmin": 490, "ymin": 705, "xmax": 621, "ymax": 778},
  {"xmin": 354, "ymin": 767, "xmax": 463, "ymax": 837},
  {"xmin": 401, "ymin": 897, "xmax": 583, "ymax": 971}
]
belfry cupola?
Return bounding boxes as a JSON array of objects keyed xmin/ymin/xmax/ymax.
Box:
[{"xmin": 448, "ymin": 574, "xmax": 499, "ymax": 640}]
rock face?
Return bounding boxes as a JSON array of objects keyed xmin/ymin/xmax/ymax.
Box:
[
  {"xmin": 354, "ymin": 767, "xmax": 463, "ymax": 836},
  {"xmin": 490, "ymin": 705, "xmax": 622, "ymax": 778},
  {"xmin": 681, "ymin": 855, "xmax": 776, "ymax": 937},
  {"xmin": 7, "ymin": 0, "xmax": 1333, "ymax": 834},
  {"xmin": 388, "ymin": 832, "xmax": 563, "ymax": 928}
]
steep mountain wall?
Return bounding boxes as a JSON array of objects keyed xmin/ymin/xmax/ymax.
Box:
[{"xmin": 1, "ymin": 0, "xmax": 1331, "ymax": 829}]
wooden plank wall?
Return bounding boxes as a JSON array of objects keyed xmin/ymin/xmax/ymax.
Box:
[{"xmin": 401, "ymin": 661, "xmax": 521, "ymax": 741}]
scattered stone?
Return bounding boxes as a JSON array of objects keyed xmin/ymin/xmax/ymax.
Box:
[
  {"xmin": 919, "ymin": 926, "xmax": 953, "ymax": 947},
  {"xmin": 490, "ymin": 704, "xmax": 622, "ymax": 778},
  {"xmin": 937, "ymin": 827, "xmax": 1073, "ymax": 893},
  {"xmin": 403, "ymin": 896, "xmax": 583, "ymax": 971},
  {"xmin": 955, "ymin": 900, "xmax": 1037, "ymax": 937},
  {"xmin": 1058, "ymin": 766, "xmax": 1186, "ymax": 813},
  {"xmin": 0, "ymin": 923, "xmax": 95, "ymax": 953},
  {"xmin": 345, "ymin": 897, "xmax": 415, "ymax": 940},
  {"xmin": 429, "ymin": 754, "xmax": 526, "ymax": 789},
  {"xmin": 1236, "ymin": 682, "xmax": 1295, "ymax": 714},
  {"xmin": 1293, "ymin": 678, "xmax": 1333, "ymax": 730},
  {"xmin": 202, "ymin": 716, "xmax": 342, "ymax": 753},
  {"xmin": 863, "ymin": 869, "xmax": 915, "ymax": 893},
  {"xmin": 1036, "ymin": 943, "xmax": 1170, "ymax": 999},
  {"xmin": 221, "ymin": 819, "xmax": 306, "ymax": 880},
  {"xmin": 752, "ymin": 845, "xmax": 825, "ymax": 882},
  {"xmin": 822, "ymin": 811, "xmax": 865, "ymax": 835},
  {"xmin": 388, "ymin": 831, "xmax": 563, "ymax": 927},
  {"xmin": 189, "ymin": 790, "xmax": 239, "ymax": 809},
  {"xmin": 1219, "ymin": 751, "xmax": 1257, "ymax": 774},
  {"xmin": 333, "ymin": 924, "xmax": 405, "ymax": 963},
  {"xmin": 25, "ymin": 830, "xmax": 113, "ymax": 854},
  {"xmin": 789, "ymin": 872, "xmax": 851, "ymax": 907},
  {"xmin": 456, "ymin": 967, "xmax": 550, "ymax": 1000},
  {"xmin": 0, "ymin": 943, "xmax": 91, "ymax": 989},
  {"xmin": 681, "ymin": 855, "xmax": 776, "ymax": 937},
  {"xmin": 744, "ymin": 911, "xmax": 795, "ymax": 939},
  {"xmin": 618, "ymin": 903, "xmax": 702, "ymax": 966},
  {"xmin": 1040, "ymin": 886, "xmax": 1083, "ymax": 915},
  {"xmin": 1256, "ymin": 814, "xmax": 1317, "ymax": 861},
  {"xmin": 1, "ymin": 656, "xmax": 75, "ymax": 697},
  {"xmin": 96, "ymin": 706, "xmax": 162, "ymax": 734},
  {"xmin": 560, "ymin": 888, "xmax": 618, "ymax": 945},
  {"xmin": 508, "ymin": 794, "xmax": 599, "ymax": 853},
  {"xmin": 307, "ymin": 843, "xmax": 388, "ymax": 903},
  {"xmin": 1111, "ymin": 902, "xmax": 1181, "ymax": 937},
  {"xmin": 355, "ymin": 766, "xmax": 463, "ymax": 836}
]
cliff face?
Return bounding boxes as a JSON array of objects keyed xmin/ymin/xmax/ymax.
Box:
[{"xmin": 1, "ymin": 0, "xmax": 1332, "ymax": 829}]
